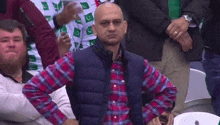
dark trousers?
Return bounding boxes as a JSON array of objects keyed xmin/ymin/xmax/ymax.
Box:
[{"xmin": 203, "ymin": 49, "xmax": 220, "ymax": 116}]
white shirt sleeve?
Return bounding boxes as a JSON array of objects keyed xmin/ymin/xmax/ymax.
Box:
[
  {"xmin": 0, "ymin": 78, "xmax": 41, "ymax": 122},
  {"xmin": 50, "ymin": 86, "xmax": 76, "ymax": 119}
]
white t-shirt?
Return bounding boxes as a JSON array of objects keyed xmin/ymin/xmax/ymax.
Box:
[{"xmin": 0, "ymin": 71, "xmax": 75, "ymax": 124}]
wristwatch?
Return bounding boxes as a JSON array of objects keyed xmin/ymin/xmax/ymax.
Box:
[{"xmin": 183, "ymin": 15, "xmax": 192, "ymax": 23}]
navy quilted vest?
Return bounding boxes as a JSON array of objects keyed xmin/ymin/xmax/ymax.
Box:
[{"xmin": 66, "ymin": 39, "xmax": 145, "ymax": 125}]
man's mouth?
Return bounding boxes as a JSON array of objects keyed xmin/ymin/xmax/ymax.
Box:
[
  {"xmin": 6, "ymin": 51, "xmax": 17, "ymax": 53},
  {"xmin": 107, "ymin": 34, "xmax": 117, "ymax": 38}
]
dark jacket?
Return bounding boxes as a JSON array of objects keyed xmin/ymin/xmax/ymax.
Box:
[
  {"xmin": 201, "ymin": 0, "xmax": 220, "ymax": 54},
  {"xmin": 66, "ymin": 39, "xmax": 145, "ymax": 125},
  {"xmin": 0, "ymin": 0, "xmax": 59, "ymax": 68},
  {"xmin": 115, "ymin": 0, "xmax": 209, "ymax": 61}
]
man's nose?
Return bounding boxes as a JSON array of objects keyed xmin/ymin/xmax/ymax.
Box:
[
  {"xmin": 108, "ymin": 22, "xmax": 116, "ymax": 31},
  {"xmin": 8, "ymin": 39, "xmax": 15, "ymax": 48}
]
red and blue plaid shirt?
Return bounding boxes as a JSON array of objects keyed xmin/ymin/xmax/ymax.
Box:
[{"xmin": 23, "ymin": 52, "xmax": 177, "ymax": 125}]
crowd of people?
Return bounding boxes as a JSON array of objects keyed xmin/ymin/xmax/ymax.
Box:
[{"xmin": 0, "ymin": 0, "xmax": 219, "ymax": 124}]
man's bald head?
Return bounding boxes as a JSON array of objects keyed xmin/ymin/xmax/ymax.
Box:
[
  {"xmin": 94, "ymin": 3, "xmax": 124, "ymax": 23},
  {"xmin": 92, "ymin": 2, "xmax": 127, "ymax": 47}
]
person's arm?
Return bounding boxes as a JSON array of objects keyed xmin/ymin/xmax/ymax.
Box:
[
  {"xmin": 55, "ymin": 2, "xmax": 82, "ymax": 28},
  {"xmin": 50, "ymin": 86, "xmax": 75, "ymax": 119},
  {"xmin": 166, "ymin": 0, "xmax": 209, "ymax": 41},
  {"xmin": 22, "ymin": 52, "xmax": 75, "ymax": 125},
  {"xmin": 0, "ymin": 80, "xmax": 41, "ymax": 122},
  {"xmin": 181, "ymin": 0, "xmax": 210, "ymax": 26},
  {"xmin": 142, "ymin": 60, "xmax": 177, "ymax": 124},
  {"xmin": 122, "ymin": 0, "xmax": 171, "ymax": 35},
  {"xmin": 18, "ymin": 0, "xmax": 60, "ymax": 68}
]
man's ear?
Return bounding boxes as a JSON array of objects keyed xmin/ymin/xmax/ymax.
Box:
[
  {"xmin": 123, "ymin": 20, "xmax": 128, "ymax": 34},
  {"xmin": 92, "ymin": 25, "xmax": 97, "ymax": 36}
]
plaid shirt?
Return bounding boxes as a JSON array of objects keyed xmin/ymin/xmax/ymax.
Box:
[{"xmin": 23, "ymin": 52, "xmax": 177, "ymax": 125}]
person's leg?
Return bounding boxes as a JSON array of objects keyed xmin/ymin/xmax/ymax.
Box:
[
  {"xmin": 150, "ymin": 39, "xmax": 190, "ymax": 116},
  {"xmin": 202, "ymin": 49, "xmax": 220, "ymax": 116}
]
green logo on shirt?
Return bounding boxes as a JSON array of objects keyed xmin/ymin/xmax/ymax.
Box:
[
  {"xmin": 29, "ymin": 55, "xmax": 36, "ymax": 62},
  {"xmin": 45, "ymin": 16, "xmax": 52, "ymax": 22},
  {"xmin": 42, "ymin": 2, "xmax": 49, "ymax": 10},
  {"xmin": 73, "ymin": 28, "xmax": 81, "ymax": 38},
  {"xmin": 75, "ymin": 19, "xmax": 82, "ymax": 24},
  {"xmin": 60, "ymin": 25, "xmax": 67, "ymax": 33},
  {"xmin": 86, "ymin": 26, "xmax": 93, "ymax": 35},
  {"xmin": 80, "ymin": 2, "xmax": 89, "ymax": 9},
  {"xmin": 53, "ymin": 3, "xmax": 58, "ymax": 11},
  {"xmin": 74, "ymin": 42, "xmax": 83, "ymax": 49},
  {"xmin": 85, "ymin": 13, "xmax": 94, "ymax": 23},
  {"xmin": 29, "ymin": 65, "xmax": 38, "ymax": 70},
  {"xmin": 28, "ymin": 45, "xmax": 32, "ymax": 51},
  {"xmin": 58, "ymin": 2, "xmax": 63, "ymax": 11},
  {"xmin": 89, "ymin": 39, "xmax": 96, "ymax": 46}
]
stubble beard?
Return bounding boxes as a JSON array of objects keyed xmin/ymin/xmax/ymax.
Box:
[{"xmin": 0, "ymin": 52, "xmax": 27, "ymax": 74}]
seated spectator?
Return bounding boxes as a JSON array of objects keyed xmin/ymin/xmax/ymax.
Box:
[
  {"xmin": 65, "ymin": 0, "xmax": 113, "ymax": 51},
  {"xmin": 0, "ymin": 0, "xmax": 60, "ymax": 70},
  {"xmin": 29, "ymin": 0, "xmax": 82, "ymax": 71},
  {"xmin": 0, "ymin": 19, "xmax": 75, "ymax": 124},
  {"xmin": 23, "ymin": 3, "xmax": 177, "ymax": 125}
]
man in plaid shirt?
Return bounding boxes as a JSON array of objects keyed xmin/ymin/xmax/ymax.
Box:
[{"xmin": 23, "ymin": 3, "xmax": 177, "ymax": 125}]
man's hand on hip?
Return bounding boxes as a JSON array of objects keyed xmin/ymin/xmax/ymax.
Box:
[{"xmin": 63, "ymin": 119, "xmax": 79, "ymax": 125}]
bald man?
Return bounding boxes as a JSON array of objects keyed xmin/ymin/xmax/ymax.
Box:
[{"xmin": 23, "ymin": 3, "xmax": 177, "ymax": 125}]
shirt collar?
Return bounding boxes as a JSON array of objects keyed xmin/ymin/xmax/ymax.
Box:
[
  {"xmin": 115, "ymin": 49, "xmax": 122, "ymax": 61},
  {"xmin": 93, "ymin": 38, "xmax": 124, "ymax": 64},
  {"xmin": 0, "ymin": 70, "xmax": 33, "ymax": 83}
]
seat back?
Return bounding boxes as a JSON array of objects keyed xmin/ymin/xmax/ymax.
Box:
[
  {"xmin": 183, "ymin": 68, "xmax": 214, "ymax": 114},
  {"xmin": 185, "ymin": 68, "xmax": 211, "ymax": 103},
  {"xmin": 174, "ymin": 112, "xmax": 220, "ymax": 125}
]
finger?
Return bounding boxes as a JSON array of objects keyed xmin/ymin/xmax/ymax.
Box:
[
  {"xmin": 173, "ymin": 31, "xmax": 184, "ymax": 40},
  {"xmin": 183, "ymin": 32, "xmax": 193, "ymax": 49},
  {"xmin": 166, "ymin": 23, "xmax": 173, "ymax": 35},
  {"xmin": 169, "ymin": 25, "xmax": 180, "ymax": 38},
  {"xmin": 154, "ymin": 117, "xmax": 162, "ymax": 125},
  {"xmin": 75, "ymin": 14, "xmax": 81, "ymax": 20},
  {"xmin": 167, "ymin": 113, "xmax": 174, "ymax": 125},
  {"xmin": 64, "ymin": 38, "xmax": 71, "ymax": 43},
  {"xmin": 61, "ymin": 32, "xmax": 66, "ymax": 36},
  {"xmin": 57, "ymin": 36, "xmax": 63, "ymax": 44},
  {"xmin": 69, "ymin": 14, "xmax": 80, "ymax": 20},
  {"xmin": 66, "ymin": 2, "xmax": 77, "ymax": 10},
  {"xmin": 63, "ymin": 35, "xmax": 70, "ymax": 39},
  {"xmin": 182, "ymin": 41, "xmax": 191, "ymax": 52},
  {"xmin": 177, "ymin": 37, "xmax": 189, "ymax": 52},
  {"xmin": 68, "ymin": 6, "xmax": 78, "ymax": 13}
]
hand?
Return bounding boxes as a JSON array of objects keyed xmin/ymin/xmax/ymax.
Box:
[
  {"xmin": 56, "ymin": 2, "xmax": 83, "ymax": 25},
  {"xmin": 159, "ymin": 112, "xmax": 174, "ymax": 125},
  {"xmin": 57, "ymin": 32, "xmax": 71, "ymax": 57},
  {"xmin": 166, "ymin": 16, "xmax": 190, "ymax": 40},
  {"xmin": 63, "ymin": 119, "xmax": 78, "ymax": 125},
  {"xmin": 147, "ymin": 112, "xmax": 174, "ymax": 125},
  {"xmin": 176, "ymin": 31, "xmax": 193, "ymax": 52},
  {"xmin": 147, "ymin": 117, "xmax": 161, "ymax": 125},
  {"xmin": 166, "ymin": 112, "xmax": 174, "ymax": 125}
]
